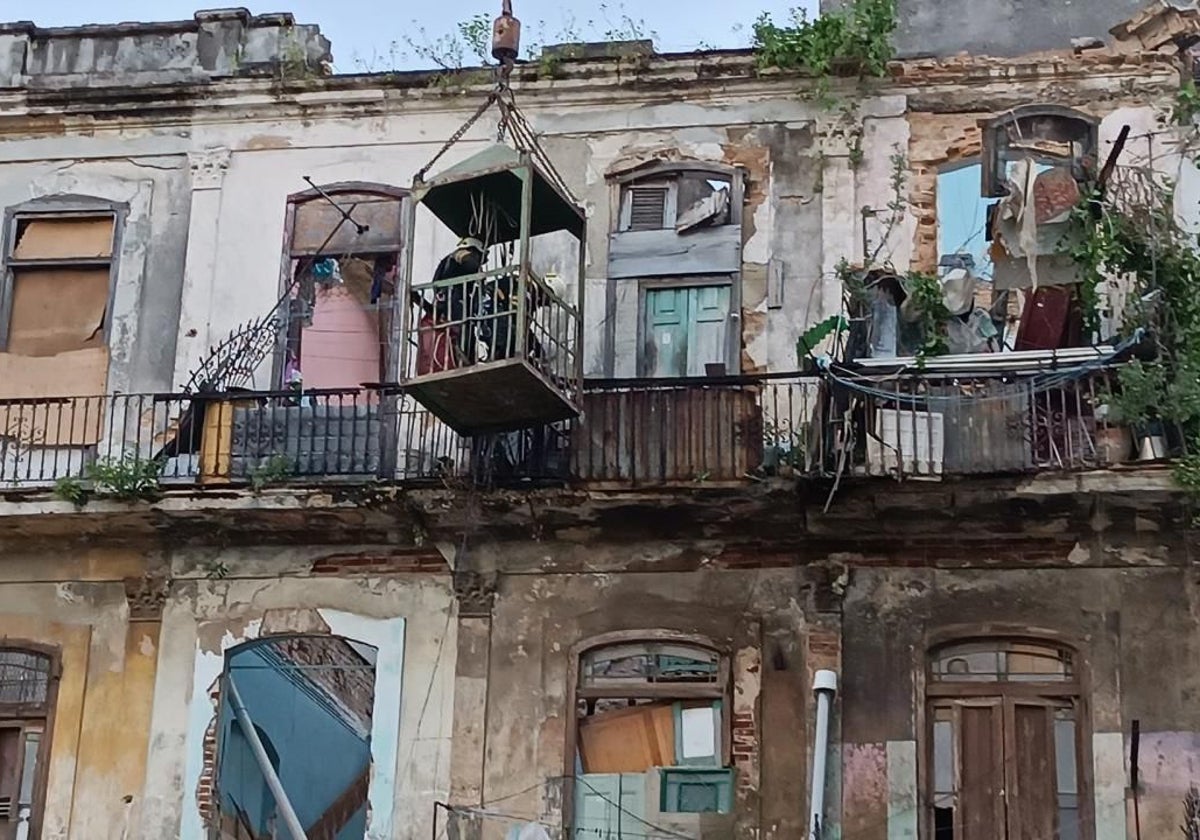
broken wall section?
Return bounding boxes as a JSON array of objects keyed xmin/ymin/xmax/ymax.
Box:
[{"xmin": 139, "ymin": 560, "xmax": 455, "ymax": 840}]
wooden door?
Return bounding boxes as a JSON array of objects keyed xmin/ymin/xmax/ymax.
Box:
[
  {"xmin": 937, "ymin": 698, "xmax": 1081, "ymax": 840},
  {"xmin": 643, "ymin": 288, "xmax": 689, "ymax": 377},
  {"xmin": 686, "ymin": 285, "xmax": 731, "ymax": 376},
  {"xmin": 641, "ymin": 286, "xmax": 731, "ymax": 378},
  {"xmin": 958, "ymin": 702, "xmax": 1006, "ymax": 840}
]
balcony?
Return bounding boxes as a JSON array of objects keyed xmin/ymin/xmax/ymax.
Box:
[{"xmin": 0, "ymin": 360, "xmax": 1182, "ymax": 498}]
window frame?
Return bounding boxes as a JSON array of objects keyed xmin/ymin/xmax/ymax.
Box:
[
  {"xmin": 0, "ymin": 642, "xmax": 61, "ymax": 840},
  {"xmin": 918, "ymin": 630, "xmax": 1094, "ymax": 840},
  {"xmin": 980, "ymin": 105, "xmax": 1099, "ymax": 198},
  {"xmin": 609, "ymin": 161, "xmax": 745, "ymax": 232},
  {"xmin": 564, "ymin": 630, "xmax": 732, "ymax": 831},
  {"xmin": 0, "ymin": 197, "xmax": 126, "ymax": 353},
  {"xmin": 273, "ymin": 182, "xmax": 411, "ymax": 388}
]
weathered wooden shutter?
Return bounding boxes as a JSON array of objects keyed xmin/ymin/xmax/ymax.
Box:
[{"xmin": 628, "ymin": 187, "xmax": 668, "ymax": 230}]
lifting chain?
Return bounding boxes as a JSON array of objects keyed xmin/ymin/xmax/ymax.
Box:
[{"xmin": 413, "ymin": 65, "xmax": 578, "ymax": 207}]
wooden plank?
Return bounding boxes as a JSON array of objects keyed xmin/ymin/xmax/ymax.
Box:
[
  {"xmin": 8, "ymin": 268, "xmax": 109, "ymax": 357},
  {"xmin": 607, "ymin": 225, "xmax": 741, "ymax": 279},
  {"xmin": 291, "ymin": 194, "xmax": 402, "ymax": 255},
  {"xmin": 14, "ymin": 218, "xmax": 113, "ymax": 260},
  {"xmin": 0, "ymin": 348, "xmax": 108, "ymax": 446}
]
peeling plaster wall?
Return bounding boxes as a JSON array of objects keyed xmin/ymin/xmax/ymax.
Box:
[
  {"xmin": 840, "ymin": 565, "xmax": 1200, "ymax": 839},
  {"xmin": 471, "ymin": 567, "xmax": 818, "ymax": 840},
  {"xmin": 0, "ymin": 155, "xmax": 189, "ymax": 393},
  {"xmin": 1, "ymin": 76, "xmax": 909, "ymax": 389},
  {"xmin": 138, "ymin": 562, "xmax": 454, "ymax": 840},
  {"xmin": 0, "ymin": 565, "xmax": 158, "ymax": 840}
]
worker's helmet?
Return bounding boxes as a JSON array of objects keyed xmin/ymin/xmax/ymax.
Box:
[{"xmin": 456, "ymin": 236, "xmax": 485, "ymax": 253}]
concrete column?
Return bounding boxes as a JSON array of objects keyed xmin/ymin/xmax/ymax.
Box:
[
  {"xmin": 447, "ymin": 571, "xmax": 497, "ymax": 822},
  {"xmin": 172, "ymin": 147, "xmax": 231, "ymax": 390},
  {"xmin": 818, "ymin": 125, "xmax": 859, "ymax": 322}
]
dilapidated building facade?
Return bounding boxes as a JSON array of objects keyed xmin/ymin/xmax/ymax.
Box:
[{"xmin": 0, "ymin": 3, "xmax": 1197, "ymax": 840}]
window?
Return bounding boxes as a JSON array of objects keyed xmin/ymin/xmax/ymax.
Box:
[
  {"xmin": 981, "ymin": 106, "xmax": 1097, "ymax": 198},
  {"xmin": 606, "ymin": 163, "xmax": 744, "ymax": 378},
  {"xmin": 1, "ymin": 202, "xmax": 119, "ymax": 356},
  {"xmin": 281, "ymin": 184, "xmax": 407, "ymax": 391},
  {"xmin": 215, "ymin": 635, "xmax": 376, "ymax": 840},
  {"xmin": 617, "ymin": 171, "xmax": 732, "ymax": 233},
  {"xmin": 926, "ymin": 638, "xmax": 1088, "ymax": 840},
  {"xmin": 571, "ymin": 637, "xmax": 732, "ymax": 838},
  {"xmin": 0, "ymin": 647, "xmax": 57, "ymax": 840}
]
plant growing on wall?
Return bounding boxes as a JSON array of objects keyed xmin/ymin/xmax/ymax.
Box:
[
  {"xmin": 752, "ymin": 0, "xmax": 896, "ymax": 83},
  {"xmin": 86, "ymin": 456, "xmax": 164, "ymax": 502},
  {"xmin": 361, "ymin": 3, "xmax": 656, "ymax": 79},
  {"xmin": 1063, "ymin": 159, "xmax": 1200, "ymax": 511},
  {"xmin": 1184, "ymin": 785, "xmax": 1200, "ymax": 840}
]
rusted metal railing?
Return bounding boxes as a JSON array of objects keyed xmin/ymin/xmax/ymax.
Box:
[{"xmin": 0, "ymin": 368, "xmax": 1163, "ymax": 492}]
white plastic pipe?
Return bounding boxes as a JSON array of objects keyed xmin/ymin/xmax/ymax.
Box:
[
  {"xmin": 225, "ymin": 674, "xmax": 308, "ymax": 840},
  {"xmin": 808, "ymin": 669, "xmax": 839, "ymax": 840}
]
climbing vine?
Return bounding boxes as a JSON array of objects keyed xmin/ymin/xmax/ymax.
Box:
[{"xmin": 1062, "ymin": 158, "xmax": 1200, "ymax": 516}]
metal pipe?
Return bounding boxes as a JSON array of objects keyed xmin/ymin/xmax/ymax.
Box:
[
  {"xmin": 808, "ymin": 670, "xmax": 838, "ymax": 840},
  {"xmin": 224, "ymin": 673, "xmax": 307, "ymax": 840}
]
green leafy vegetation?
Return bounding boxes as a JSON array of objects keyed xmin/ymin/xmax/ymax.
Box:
[
  {"xmin": 1062, "ymin": 159, "xmax": 1200, "ymax": 515},
  {"xmin": 905, "ymin": 271, "xmax": 950, "ymax": 363},
  {"xmin": 86, "ymin": 456, "xmax": 164, "ymax": 502},
  {"xmin": 1173, "ymin": 79, "xmax": 1200, "ymax": 127},
  {"xmin": 355, "ymin": 3, "xmax": 656, "ymax": 77},
  {"xmin": 53, "ymin": 456, "xmax": 165, "ymax": 505},
  {"xmin": 52, "ymin": 476, "xmax": 87, "ymax": 507},
  {"xmin": 248, "ymin": 455, "xmax": 297, "ymax": 495},
  {"xmin": 752, "ymin": 0, "xmax": 896, "ymax": 79}
]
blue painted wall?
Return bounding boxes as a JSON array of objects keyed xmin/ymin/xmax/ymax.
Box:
[{"xmin": 218, "ymin": 643, "xmax": 372, "ymax": 838}]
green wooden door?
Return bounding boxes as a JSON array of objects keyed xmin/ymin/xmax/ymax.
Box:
[{"xmin": 642, "ymin": 286, "xmax": 730, "ymax": 377}]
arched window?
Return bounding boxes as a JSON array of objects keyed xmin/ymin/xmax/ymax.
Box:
[
  {"xmin": 926, "ymin": 637, "xmax": 1089, "ymax": 840},
  {"xmin": 0, "ymin": 646, "xmax": 58, "ymax": 840},
  {"xmin": 279, "ymin": 183, "xmax": 408, "ymax": 390},
  {"xmin": 568, "ymin": 635, "xmax": 733, "ymax": 837},
  {"xmin": 981, "ymin": 105, "xmax": 1098, "ymax": 198}
]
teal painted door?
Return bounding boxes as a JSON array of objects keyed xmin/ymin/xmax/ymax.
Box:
[
  {"xmin": 642, "ymin": 286, "xmax": 730, "ymax": 377},
  {"xmin": 574, "ymin": 773, "xmax": 647, "ymax": 839}
]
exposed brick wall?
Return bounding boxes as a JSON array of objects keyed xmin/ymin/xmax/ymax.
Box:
[
  {"xmin": 196, "ymin": 679, "xmax": 221, "ymax": 830},
  {"xmin": 310, "ymin": 550, "xmax": 446, "ymax": 575},
  {"xmin": 907, "ymin": 114, "xmax": 985, "ymax": 273},
  {"xmin": 731, "ymin": 644, "xmax": 762, "ymax": 807},
  {"xmin": 270, "ymin": 636, "xmax": 375, "ymax": 728}
]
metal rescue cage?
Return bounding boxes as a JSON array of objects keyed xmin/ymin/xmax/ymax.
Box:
[{"xmin": 400, "ymin": 143, "xmax": 586, "ymax": 435}]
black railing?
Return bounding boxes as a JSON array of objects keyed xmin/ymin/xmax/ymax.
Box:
[{"xmin": 0, "ymin": 367, "xmax": 1176, "ymax": 492}]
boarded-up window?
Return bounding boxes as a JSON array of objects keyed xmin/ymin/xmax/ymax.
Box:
[
  {"xmin": 3, "ymin": 215, "xmax": 114, "ymax": 357},
  {"xmin": 927, "ymin": 639, "xmax": 1087, "ymax": 840},
  {"xmin": 0, "ymin": 648, "xmax": 55, "ymax": 840}
]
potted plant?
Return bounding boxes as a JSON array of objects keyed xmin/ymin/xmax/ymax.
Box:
[{"xmin": 1107, "ymin": 360, "xmax": 1169, "ymax": 461}]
